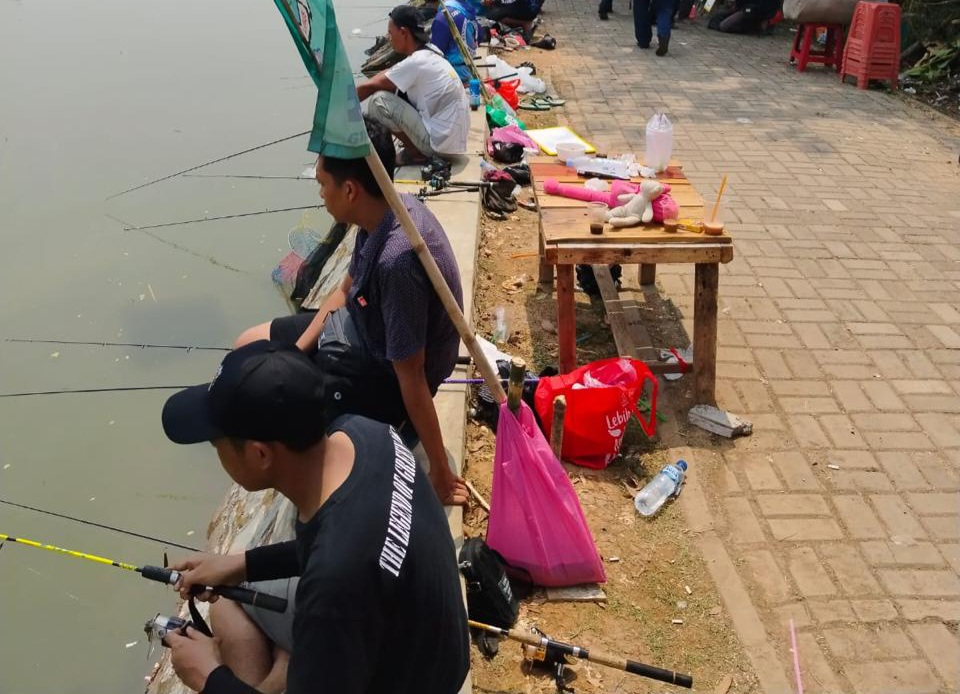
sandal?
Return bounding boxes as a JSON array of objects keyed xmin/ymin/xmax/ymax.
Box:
[
  {"xmin": 541, "ymin": 94, "xmax": 565, "ymax": 106},
  {"xmin": 518, "ymin": 97, "xmax": 550, "ymax": 111},
  {"xmin": 531, "ymin": 34, "xmax": 556, "ymax": 50}
]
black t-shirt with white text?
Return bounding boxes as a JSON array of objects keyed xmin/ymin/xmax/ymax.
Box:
[{"xmin": 203, "ymin": 415, "xmax": 470, "ymax": 694}]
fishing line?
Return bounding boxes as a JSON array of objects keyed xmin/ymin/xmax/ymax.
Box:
[
  {"xmin": 0, "ymin": 499, "xmax": 198, "ymax": 551},
  {"xmin": 106, "ymin": 130, "xmax": 311, "ymax": 199},
  {"xmin": 123, "ymin": 205, "xmax": 324, "ymax": 232},
  {"xmin": 0, "ymin": 533, "xmax": 287, "ymax": 612},
  {"xmin": 0, "ymin": 385, "xmax": 191, "ymax": 398},
  {"xmin": 182, "ymin": 173, "xmax": 311, "ymax": 181},
  {"xmin": 5, "ymin": 338, "xmax": 230, "ymax": 352}
]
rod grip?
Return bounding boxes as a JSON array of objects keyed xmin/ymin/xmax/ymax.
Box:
[
  {"xmin": 625, "ymin": 660, "xmax": 693, "ymax": 689},
  {"xmin": 212, "ymin": 585, "xmax": 288, "ymax": 613}
]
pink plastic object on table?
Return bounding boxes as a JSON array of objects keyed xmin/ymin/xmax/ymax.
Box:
[
  {"xmin": 487, "ymin": 401, "xmax": 607, "ymax": 587},
  {"xmin": 491, "ymin": 124, "xmax": 538, "ymax": 150},
  {"xmin": 543, "ymin": 178, "xmax": 679, "ymax": 223}
]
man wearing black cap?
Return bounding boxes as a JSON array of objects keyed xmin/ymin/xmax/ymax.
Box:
[
  {"xmin": 357, "ymin": 4, "xmax": 469, "ymax": 164},
  {"xmin": 160, "ymin": 341, "xmax": 470, "ymax": 694}
]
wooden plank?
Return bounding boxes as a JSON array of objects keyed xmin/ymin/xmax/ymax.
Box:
[
  {"xmin": 552, "ymin": 244, "xmax": 734, "ymax": 266},
  {"xmin": 592, "ymin": 265, "xmax": 658, "ymax": 361},
  {"xmin": 540, "ymin": 208, "xmax": 728, "ymax": 245},
  {"xmin": 693, "ymin": 263, "xmax": 720, "ymax": 406},
  {"xmin": 556, "ymin": 264, "xmax": 576, "ymax": 373}
]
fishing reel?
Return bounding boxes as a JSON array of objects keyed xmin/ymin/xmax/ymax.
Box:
[
  {"xmin": 144, "ymin": 614, "xmax": 191, "ymax": 648},
  {"xmin": 520, "ymin": 627, "xmax": 575, "ymax": 694}
]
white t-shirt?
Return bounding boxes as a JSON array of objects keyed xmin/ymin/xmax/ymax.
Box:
[{"xmin": 386, "ymin": 47, "xmax": 470, "ymax": 155}]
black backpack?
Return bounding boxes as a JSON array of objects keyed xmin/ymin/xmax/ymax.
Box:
[{"xmin": 458, "ymin": 538, "xmax": 520, "ymax": 629}]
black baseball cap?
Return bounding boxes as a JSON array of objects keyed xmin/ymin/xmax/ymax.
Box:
[
  {"xmin": 389, "ymin": 4, "xmax": 430, "ymax": 43},
  {"xmin": 162, "ymin": 340, "xmax": 326, "ymax": 446}
]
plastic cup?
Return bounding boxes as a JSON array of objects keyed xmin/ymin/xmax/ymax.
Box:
[{"xmin": 588, "ymin": 202, "xmax": 608, "ymax": 234}]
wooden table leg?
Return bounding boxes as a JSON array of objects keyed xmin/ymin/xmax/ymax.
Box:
[
  {"xmin": 639, "ymin": 263, "xmax": 656, "ymax": 285},
  {"xmin": 693, "ymin": 262, "xmax": 719, "ymax": 406},
  {"xmin": 556, "ymin": 264, "xmax": 576, "ymax": 373},
  {"xmin": 538, "ymin": 232, "xmax": 554, "ymax": 289}
]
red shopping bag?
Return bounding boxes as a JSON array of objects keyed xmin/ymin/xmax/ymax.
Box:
[
  {"xmin": 487, "ymin": 401, "xmax": 606, "ymax": 587},
  {"xmin": 534, "ymin": 357, "xmax": 658, "ymax": 469}
]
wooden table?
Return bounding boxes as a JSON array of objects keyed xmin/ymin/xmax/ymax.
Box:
[{"xmin": 532, "ymin": 158, "xmax": 734, "ymax": 406}]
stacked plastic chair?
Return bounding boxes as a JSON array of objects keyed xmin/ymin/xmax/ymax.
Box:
[
  {"xmin": 790, "ymin": 23, "xmax": 845, "ymax": 72},
  {"xmin": 839, "ymin": 1, "xmax": 901, "ymax": 90}
]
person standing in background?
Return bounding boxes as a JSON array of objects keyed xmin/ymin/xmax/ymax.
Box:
[
  {"xmin": 598, "ymin": 0, "xmax": 613, "ymax": 21},
  {"xmin": 634, "ymin": 0, "xmax": 675, "ymax": 55}
]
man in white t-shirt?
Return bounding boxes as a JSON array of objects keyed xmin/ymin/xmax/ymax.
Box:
[{"xmin": 357, "ymin": 5, "xmax": 470, "ymax": 163}]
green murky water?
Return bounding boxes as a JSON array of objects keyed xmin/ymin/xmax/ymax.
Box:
[{"xmin": 0, "ymin": 0, "xmax": 388, "ymax": 691}]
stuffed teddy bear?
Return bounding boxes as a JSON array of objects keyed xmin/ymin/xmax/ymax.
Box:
[{"xmin": 606, "ymin": 180, "xmax": 666, "ymax": 228}]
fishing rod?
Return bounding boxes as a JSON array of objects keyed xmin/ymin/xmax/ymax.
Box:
[
  {"xmin": 106, "ymin": 130, "xmax": 311, "ymax": 199},
  {"xmin": 123, "ymin": 204, "xmax": 323, "ymax": 232},
  {"xmin": 0, "ymin": 499, "xmax": 199, "ymax": 551},
  {"xmin": 0, "ymin": 385, "xmax": 190, "ymax": 398},
  {"xmin": 0, "ymin": 533, "xmax": 287, "ymax": 612},
  {"xmin": 5, "ymin": 338, "xmax": 229, "ymax": 352},
  {"xmin": 468, "ymin": 620, "xmax": 693, "ymax": 688},
  {"xmin": 182, "ymin": 173, "xmax": 311, "ymax": 181}
]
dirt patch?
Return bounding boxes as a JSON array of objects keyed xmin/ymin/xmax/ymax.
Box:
[{"xmin": 462, "ymin": 71, "xmax": 757, "ymax": 693}]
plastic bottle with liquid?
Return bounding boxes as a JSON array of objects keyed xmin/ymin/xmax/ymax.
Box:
[
  {"xmin": 634, "ymin": 460, "xmax": 688, "ymax": 516},
  {"xmin": 644, "ymin": 112, "xmax": 674, "ymax": 173}
]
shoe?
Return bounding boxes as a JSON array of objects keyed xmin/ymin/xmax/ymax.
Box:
[
  {"xmin": 656, "ymin": 34, "xmax": 669, "ymax": 55},
  {"xmin": 599, "ymin": 11, "xmax": 609, "ymax": 19}
]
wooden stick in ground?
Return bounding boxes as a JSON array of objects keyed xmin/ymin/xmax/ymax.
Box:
[
  {"xmin": 506, "ymin": 357, "xmax": 526, "ymax": 414},
  {"xmin": 365, "ymin": 153, "xmax": 507, "ymax": 403},
  {"xmin": 550, "ymin": 394, "xmax": 566, "ymax": 459},
  {"xmin": 464, "ymin": 479, "xmax": 490, "ymax": 512}
]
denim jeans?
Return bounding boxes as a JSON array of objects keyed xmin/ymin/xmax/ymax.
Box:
[{"xmin": 633, "ymin": 0, "xmax": 675, "ymax": 46}]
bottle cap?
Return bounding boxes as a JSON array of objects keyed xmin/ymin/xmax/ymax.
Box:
[{"xmin": 677, "ymin": 460, "xmax": 688, "ymax": 471}]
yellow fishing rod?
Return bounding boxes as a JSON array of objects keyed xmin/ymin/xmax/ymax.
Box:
[{"xmin": 0, "ymin": 533, "xmax": 286, "ymax": 612}]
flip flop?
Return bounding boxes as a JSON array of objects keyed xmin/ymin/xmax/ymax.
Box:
[
  {"xmin": 518, "ymin": 97, "xmax": 549, "ymax": 111},
  {"xmin": 531, "ymin": 34, "xmax": 556, "ymax": 50},
  {"xmin": 540, "ymin": 95, "xmax": 566, "ymax": 106}
]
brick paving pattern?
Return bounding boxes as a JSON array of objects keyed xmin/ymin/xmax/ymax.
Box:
[{"xmin": 537, "ymin": 3, "xmax": 960, "ymax": 692}]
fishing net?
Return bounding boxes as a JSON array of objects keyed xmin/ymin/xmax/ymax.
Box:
[{"xmin": 271, "ymin": 218, "xmax": 353, "ymax": 308}]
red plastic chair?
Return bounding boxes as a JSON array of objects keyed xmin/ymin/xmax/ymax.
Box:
[
  {"xmin": 790, "ymin": 23, "xmax": 845, "ymax": 72},
  {"xmin": 840, "ymin": 1, "xmax": 901, "ymax": 90}
]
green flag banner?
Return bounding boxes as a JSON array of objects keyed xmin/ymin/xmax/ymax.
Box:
[{"xmin": 274, "ymin": 0, "xmax": 370, "ymax": 159}]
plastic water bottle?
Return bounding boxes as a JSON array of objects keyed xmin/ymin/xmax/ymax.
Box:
[
  {"xmin": 644, "ymin": 112, "xmax": 673, "ymax": 173},
  {"xmin": 634, "ymin": 460, "xmax": 688, "ymax": 516}
]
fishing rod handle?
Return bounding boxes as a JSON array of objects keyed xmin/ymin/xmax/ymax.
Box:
[
  {"xmin": 593, "ymin": 653, "xmax": 693, "ymax": 689},
  {"xmin": 140, "ymin": 566, "xmax": 288, "ymax": 612},
  {"xmin": 213, "ymin": 585, "xmax": 288, "ymax": 613}
]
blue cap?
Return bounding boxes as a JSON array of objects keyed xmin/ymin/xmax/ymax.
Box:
[{"xmin": 676, "ymin": 460, "xmax": 688, "ymax": 471}]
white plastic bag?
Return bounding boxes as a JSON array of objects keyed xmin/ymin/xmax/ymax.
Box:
[{"xmin": 516, "ymin": 66, "xmax": 546, "ymax": 94}]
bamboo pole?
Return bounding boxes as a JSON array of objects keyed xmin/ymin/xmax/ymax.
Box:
[
  {"xmin": 550, "ymin": 395, "xmax": 566, "ymax": 459},
  {"xmin": 366, "ymin": 154, "xmax": 507, "ymax": 403},
  {"xmin": 438, "ymin": 0, "xmax": 490, "ymax": 105},
  {"xmin": 506, "ymin": 357, "xmax": 526, "ymax": 413}
]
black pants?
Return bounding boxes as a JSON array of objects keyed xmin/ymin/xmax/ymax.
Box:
[
  {"xmin": 634, "ymin": 0, "xmax": 675, "ymax": 46},
  {"xmin": 599, "ymin": 0, "xmax": 613, "ymax": 14},
  {"xmin": 485, "ymin": 2, "xmax": 539, "ymax": 21}
]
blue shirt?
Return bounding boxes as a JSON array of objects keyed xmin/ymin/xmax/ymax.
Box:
[
  {"xmin": 430, "ymin": 1, "xmax": 478, "ymax": 82},
  {"xmin": 346, "ymin": 194, "xmax": 463, "ymax": 392}
]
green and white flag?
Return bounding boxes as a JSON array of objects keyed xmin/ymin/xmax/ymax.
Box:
[{"xmin": 274, "ymin": 0, "xmax": 370, "ymax": 159}]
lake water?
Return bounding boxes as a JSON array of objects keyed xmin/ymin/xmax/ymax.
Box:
[{"xmin": 0, "ymin": 0, "xmax": 391, "ymax": 690}]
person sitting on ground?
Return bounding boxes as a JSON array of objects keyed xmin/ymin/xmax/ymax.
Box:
[
  {"xmin": 357, "ymin": 5, "xmax": 469, "ymax": 164},
  {"xmin": 481, "ymin": 0, "xmax": 543, "ymax": 31},
  {"xmin": 707, "ymin": 0, "xmax": 781, "ymax": 34},
  {"xmin": 161, "ymin": 341, "xmax": 470, "ymax": 694},
  {"xmin": 234, "ymin": 118, "xmax": 469, "ymax": 507},
  {"xmin": 635, "ymin": 0, "xmax": 675, "ymax": 56},
  {"xmin": 426, "ymin": 0, "xmax": 480, "ymax": 83}
]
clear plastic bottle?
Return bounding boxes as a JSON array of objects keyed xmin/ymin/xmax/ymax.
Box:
[
  {"xmin": 634, "ymin": 460, "xmax": 688, "ymax": 516},
  {"xmin": 644, "ymin": 112, "xmax": 673, "ymax": 173}
]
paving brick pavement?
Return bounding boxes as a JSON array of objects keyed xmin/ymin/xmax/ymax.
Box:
[{"xmin": 534, "ymin": 3, "xmax": 960, "ymax": 692}]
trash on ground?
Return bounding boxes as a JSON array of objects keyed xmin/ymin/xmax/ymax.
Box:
[
  {"xmin": 634, "ymin": 460, "xmax": 687, "ymax": 517},
  {"xmin": 688, "ymin": 405, "xmax": 753, "ymax": 438},
  {"xmin": 545, "ymin": 584, "xmax": 607, "ymax": 602}
]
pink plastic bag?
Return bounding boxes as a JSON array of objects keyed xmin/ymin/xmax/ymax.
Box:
[{"xmin": 487, "ymin": 401, "xmax": 607, "ymax": 587}]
